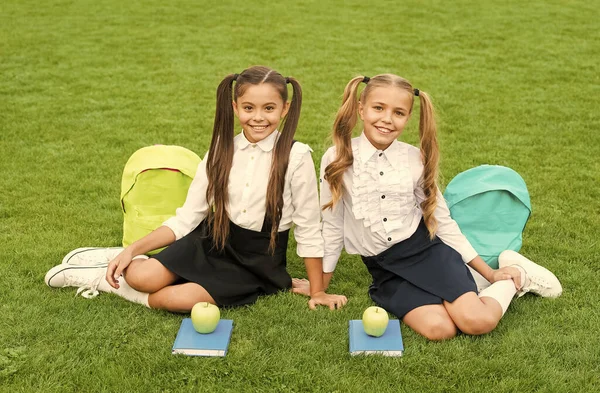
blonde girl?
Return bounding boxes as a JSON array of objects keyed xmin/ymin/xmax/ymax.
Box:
[{"xmin": 295, "ymin": 74, "xmax": 561, "ymax": 340}]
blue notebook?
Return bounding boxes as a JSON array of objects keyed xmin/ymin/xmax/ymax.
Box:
[
  {"xmin": 349, "ymin": 319, "xmax": 404, "ymax": 357},
  {"xmin": 172, "ymin": 318, "xmax": 233, "ymax": 357}
]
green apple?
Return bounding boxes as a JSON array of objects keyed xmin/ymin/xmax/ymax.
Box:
[
  {"xmin": 191, "ymin": 302, "xmax": 220, "ymax": 334},
  {"xmin": 362, "ymin": 306, "xmax": 389, "ymax": 337}
]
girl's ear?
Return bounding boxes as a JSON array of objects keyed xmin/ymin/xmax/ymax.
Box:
[
  {"xmin": 281, "ymin": 101, "xmax": 291, "ymax": 118},
  {"xmin": 358, "ymin": 101, "xmax": 364, "ymax": 120},
  {"xmin": 232, "ymin": 100, "xmax": 239, "ymax": 117}
]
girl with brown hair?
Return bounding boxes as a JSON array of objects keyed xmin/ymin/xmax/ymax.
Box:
[
  {"xmin": 45, "ymin": 66, "xmax": 347, "ymax": 312},
  {"xmin": 294, "ymin": 74, "xmax": 561, "ymax": 340}
]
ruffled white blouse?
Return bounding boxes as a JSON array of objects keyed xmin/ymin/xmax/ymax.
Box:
[
  {"xmin": 162, "ymin": 130, "xmax": 324, "ymax": 258},
  {"xmin": 320, "ymin": 132, "xmax": 478, "ymax": 273}
]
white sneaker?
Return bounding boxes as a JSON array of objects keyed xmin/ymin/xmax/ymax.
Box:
[
  {"xmin": 44, "ymin": 264, "xmax": 109, "ymax": 299},
  {"xmin": 499, "ymin": 250, "xmax": 562, "ymax": 298},
  {"xmin": 62, "ymin": 247, "xmax": 125, "ymax": 266}
]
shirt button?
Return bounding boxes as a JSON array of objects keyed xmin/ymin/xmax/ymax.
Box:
[
  {"xmin": 380, "ymin": 171, "xmax": 384, "ymax": 176},
  {"xmin": 383, "ymin": 218, "xmax": 387, "ymax": 222},
  {"xmin": 378, "ymin": 153, "xmax": 383, "ymax": 157},
  {"xmin": 252, "ymin": 144, "xmax": 257, "ymax": 148},
  {"xmin": 246, "ymin": 183, "xmax": 249, "ymax": 187},
  {"xmin": 381, "ymin": 195, "xmax": 385, "ymax": 199},
  {"xmin": 387, "ymin": 237, "xmax": 392, "ymax": 241},
  {"xmin": 251, "ymin": 156, "xmax": 254, "ymax": 160},
  {"xmin": 243, "ymin": 209, "xmax": 247, "ymax": 213}
]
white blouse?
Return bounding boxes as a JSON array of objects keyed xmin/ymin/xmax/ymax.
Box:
[
  {"xmin": 162, "ymin": 130, "xmax": 324, "ymax": 258},
  {"xmin": 320, "ymin": 132, "xmax": 478, "ymax": 273}
]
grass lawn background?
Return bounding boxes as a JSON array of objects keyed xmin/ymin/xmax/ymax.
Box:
[{"xmin": 1, "ymin": 0, "xmax": 599, "ymax": 391}]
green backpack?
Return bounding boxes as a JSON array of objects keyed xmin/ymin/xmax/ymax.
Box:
[
  {"xmin": 443, "ymin": 165, "xmax": 532, "ymax": 269},
  {"xmin": 121, "ymin": 145, "xmax": 201, "ymax": 254}
]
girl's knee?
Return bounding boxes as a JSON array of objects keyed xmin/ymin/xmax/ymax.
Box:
[
  {"xmin": 124, "ymin": 258, "xmax": 174, "ymax": 293},
  {"xmin": 455, "ymin": 311, "xmax": 499, "ymax": 336},
  {"xmin": 403, "ymin": 305, "xmax": 458, "ymax": 341},
  {"xmin": 122, "ymin": 264, "xmax": 147, "ymax": 290},
  {"xmin": 421, "ymin": 318, "xmax": 458, "ymax": 341}
]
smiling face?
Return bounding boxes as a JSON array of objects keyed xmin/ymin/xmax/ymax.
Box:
[
  {"xmin": 359, "ymin": 85, "xmax": 413, "ymax": 151},
  {"xmin": 232, "ymin": 83, "xmax": 290, "ymax": 143}
]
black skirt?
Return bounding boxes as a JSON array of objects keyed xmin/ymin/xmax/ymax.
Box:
[
  {"xmin": 153, "ymin": 220, "xmax": 291, "ymax": 307},
  {"xmin": 361, "ymin": 219, "xmax": 477, "ymax": 319}
]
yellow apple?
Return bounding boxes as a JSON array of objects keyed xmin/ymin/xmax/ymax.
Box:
[
  {"xmin": 191, "ymin": 302, "xmax": 220, "ymax": 334},
  {"xmin": 362, "ymin": 306, "xmax": 389, "ymax": 337}
]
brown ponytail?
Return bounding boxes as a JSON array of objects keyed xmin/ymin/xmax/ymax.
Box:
[
  {"xmin": 265, "ymin": 76, "xmax": 302, "ymax": 252},
  {"xmin": 206, "ymin": 74, "xmax": 237, "ymax": 250}
]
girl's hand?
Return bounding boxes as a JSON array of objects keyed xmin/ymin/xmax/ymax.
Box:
[
  {"xmin": 308, "ymin": 291, "xmax": 348, "ymax": 310},
  {"xmin": 490, "ymin": 266, "xmax": 523, "ymax": 289},
  {"xmin": 105, "ymin": 249, "xmax": 134, "ymax": 289},
  {"xmin": 291, "ymin": 278, "xmax": 311, "ymax": 297}
]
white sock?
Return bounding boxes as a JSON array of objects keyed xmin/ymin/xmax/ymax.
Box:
[
  {"xmin": 98, "ymin": 276, "xmax": 150, "ymax": 308},
  {"xmin": 478, "ymin": 280, "xmax": 517, "ymax": 316},
  {"xmin": 96, "ymin": 256, "xmax": 151, "ymax": 308}
]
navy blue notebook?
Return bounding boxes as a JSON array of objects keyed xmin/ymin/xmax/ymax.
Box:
[
  {"xmin": 349, "ymin": 319, "xmax": 404, "ymax": 357},
  {"xmin": 172, "ymin": 318, "xmax": 233, "ymax": 357}
]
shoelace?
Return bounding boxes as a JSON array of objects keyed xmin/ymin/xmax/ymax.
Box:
[
  {"xmin": 526, "ymin": 275, "xmax": 552, "ymax": 290},
  {"xmin": 518, "ymin": 268, "xmax": 551, "ymax": 295},
  {"xmin": 63, "ymin": 273, "xmax": 104, "ymax": 299}
]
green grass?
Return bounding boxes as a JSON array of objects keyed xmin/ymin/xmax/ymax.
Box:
[{"xmin": 1, "ymin": 0, "xmax": 599, "ymax": 391}]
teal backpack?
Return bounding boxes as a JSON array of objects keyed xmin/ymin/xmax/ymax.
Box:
[
  {"xmin": 443, "ymin": 165, "xmax": 532, "ymax": 269},
  {"xmin": 121, "ymin": 145, "xmax": 201, "ymax": 254}
]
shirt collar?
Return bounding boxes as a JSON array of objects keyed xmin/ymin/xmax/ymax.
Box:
[
  {"xmin": 358, "ymin": 132, "xmax": 403, "ymax": 171},
  {"xmin": 358, "ymin": 132, "xmax": 378, "ymax": 163},
  {"xmin": 236, "ymin": 129, "xmax": 279, "ymax": 152}
]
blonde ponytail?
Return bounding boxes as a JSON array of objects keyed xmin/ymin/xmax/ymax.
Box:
[
  {"xmin": 323, "ymin": 76, "xmax": 365, "ymax": 210},
  {"xmin": 416, "ymin": 91, "xmax": 439, "ymax": 239}
]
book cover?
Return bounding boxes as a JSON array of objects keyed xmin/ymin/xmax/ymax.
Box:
[
  {"xmin": 349, "ymin": 319, "xmax": 404, "ymax": 357},
  {"xmin": 172, "ymin": 318, "xmax": 233, "ymax": 357}
]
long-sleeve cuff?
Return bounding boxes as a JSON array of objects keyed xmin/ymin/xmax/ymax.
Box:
[
  {"xmin": 322, "ymin": 251, "xmax": 342, "ymax": 273},
  {"xmin": 457, "ymin": 243, "xmax": 479, "ymax": 264},
  {"xmin": 296, "ymin": 243, "xmax": 324, "ymax": 259}
]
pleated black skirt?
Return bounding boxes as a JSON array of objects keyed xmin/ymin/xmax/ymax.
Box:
[
  {"xmin": 361, "ymin": 220, "xmax": 477, "ymax": 319},
  {"xmin": 153, "ymin": 220, "xmax": 291, "ymax": 307}
]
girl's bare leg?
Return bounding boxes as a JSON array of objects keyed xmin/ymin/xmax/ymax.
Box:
[
  {"xmin": 124, "ymin": 258, "xmax": 215, "ymax": 313},
  {"xmin": 402, "ymin": 304, "xmax": 458, "ymax": 341},
  {"xmin": 148, "ymin": 282, "xmax": 216, "ymax": 313},
  {"xmin": 123, "ymin": 258, "xmax": 178, "ymax": 292},
  {"xmin": 443, "ymin": 291, "xmax": 503, "ymax": 335}
]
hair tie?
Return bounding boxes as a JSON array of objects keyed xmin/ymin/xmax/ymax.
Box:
[
  {"xmin": 233, "ymin": 73, "xmax": 239, "ymax": 81},
  {"xmin": 362, "ymin": 76, "xmax": 370, "ymax": 84},
  {"xmin": 414, "ymin": 88, "xmax": 420, "ymax": 97},
  {"xmin": 285, "ymin": 77, "xmax": 290, "ymax": 84}
]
